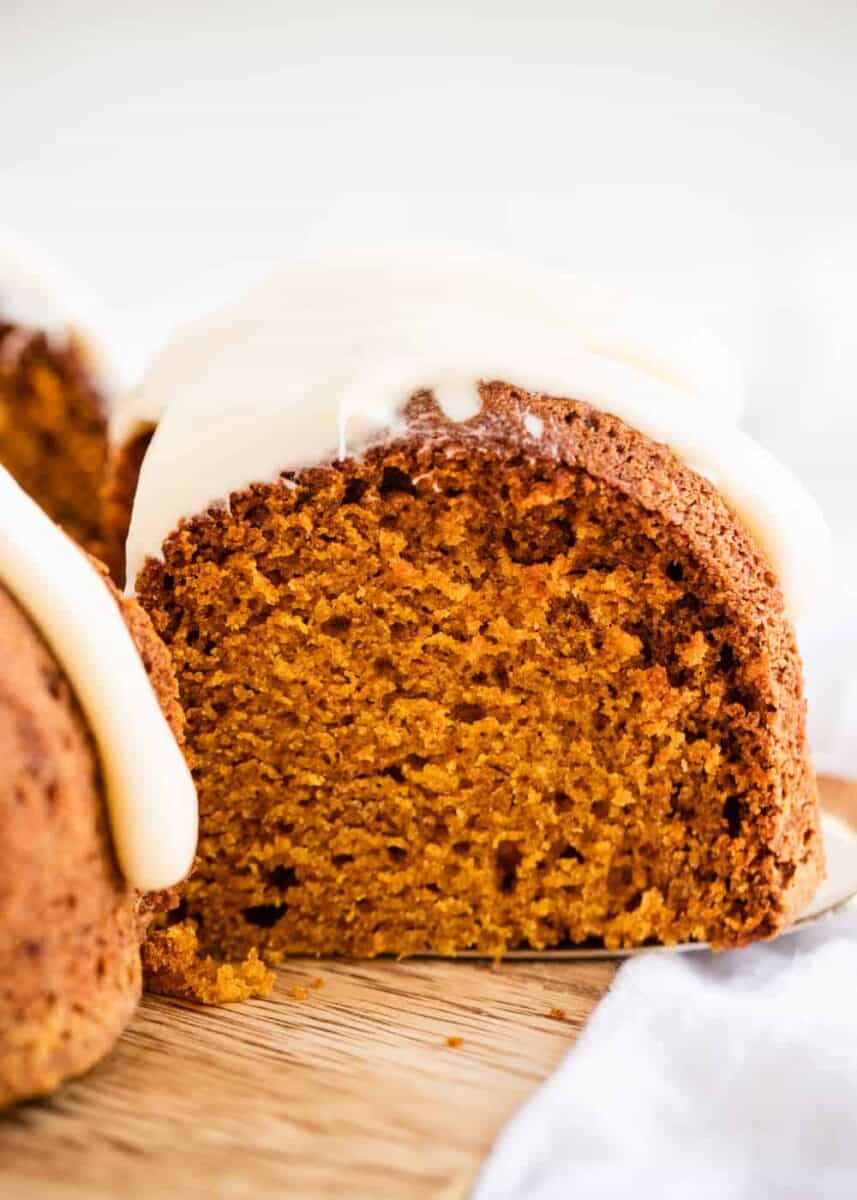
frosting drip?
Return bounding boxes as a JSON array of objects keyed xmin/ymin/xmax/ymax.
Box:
[
  {"xmin": 123, "ymin": 250, "xmax": 831, "ymax": 618},
  {"xmin": 0, "ymin": 468, "xmax": 197, "ymax": 890}
]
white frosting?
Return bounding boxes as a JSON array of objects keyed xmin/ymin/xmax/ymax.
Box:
[
  {"xmin": 111, "ymin": 247, "xmax": 745, "ymax": 444},
  {"xmin": 0, "ymin": 229, "xmax": 128, "ymax": 397},
  {"xmin": 0, "ymin": 467, "xmax": 197, "ymax": 890},
  {"xmin": 123, "ymin": 251, "xmax": 831, "ymax": 618}
]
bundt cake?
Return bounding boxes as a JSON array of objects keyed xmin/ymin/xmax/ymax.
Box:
[
  {"xmin": 0, "ymin": 468, "xmax": 196, "ymax": 1106},
  {"xmin": 119, "ymin": 252, "xmax": 830, "ymax": 965},
  {"xmin": 0, "ymin": 233, "xmax": 124, "ymax": 557}
]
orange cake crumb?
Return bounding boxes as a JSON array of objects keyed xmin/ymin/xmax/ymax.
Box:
[
  {"xmin": 548, "ymin": 1007, "xmax": 567, "ymax": 1021},
  {"xmin": 133, "ymin": 387, "xmax": 822, "ymax": 971},
  {"xmin": 289, "ymin": 985, "xmax": 308, "ymax": 1001},
  {"xmin": 446, "ymin": 1036, "xmax": 463, "ymax": 1049},
  {"xmin": 143, "ymin": 921, "xmax": 274, "ymax": 1005},
  {"xmin": 0, "ymin": 323, "xmax": 110, "ymax": 555}
]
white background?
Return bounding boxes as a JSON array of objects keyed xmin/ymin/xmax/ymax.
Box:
[{"xmin": 2, "ymin": 0, "xmax": 856, "ymax": 579}]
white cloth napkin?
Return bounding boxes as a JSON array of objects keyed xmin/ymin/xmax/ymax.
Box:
[
  {"xmin": 473, "ymin": 619, "xmax": 857, "ymax": 1200},
  {"xmin": 473, "ymin": 912, "xmax": 857, "ymax": 1200}
]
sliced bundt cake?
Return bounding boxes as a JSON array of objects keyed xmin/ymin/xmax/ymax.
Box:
[
  {"xmin": 0, "ymin": 468, "xmax": 196, "ymax": 1106},
  {"xmin": 122, "ymin": 253, "xmax": 830, "ymax": 964},
  {"xmin": 0, "ymin": 233, "xmax": 124, "ymax": 557}
]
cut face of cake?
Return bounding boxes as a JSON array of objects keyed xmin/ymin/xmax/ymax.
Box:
[
  {"xmin": 124, "ymin": 252, "xmax": 831, "ymax": 962},
  {"xmin": 0, "ymin": 233, "xmax": 125, "ymax": 556},
  {"xmin": 0, "ymin": 468, "xmax": 197, "ymax": 1106}
]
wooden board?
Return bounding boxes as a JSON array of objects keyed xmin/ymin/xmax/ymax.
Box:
[{"xmin": 1, "ymin": 777, "xmax": 853, "ymax": 1200}]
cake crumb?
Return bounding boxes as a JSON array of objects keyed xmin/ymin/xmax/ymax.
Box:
[
  {"xmin": 289, "ymin": 984, "xmax": 308, "ymax": 1001},
  {"xmin": 142, "ymin": 921, "xmax": 274, "ymax": 1005},
  {"xmin": 310, "ymin": 977, "xmax": 324, "ymax": 990},
  {"xmin": 445, "ymin": 1036, "xmax": 463, "ymax": 1048},
  {"xmin": 134, "ymin": 410, "xmax": 821, "ymax": 962},
  {"xmin": 548, "ymin": 1007, "xmax": 567, "ymax": 1021}
]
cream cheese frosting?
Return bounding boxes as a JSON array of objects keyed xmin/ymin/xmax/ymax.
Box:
[
  {"xmin": 111, "ymin": 247, "xmax": 746, "ymax": 445},
  {"xmin": 123, "ymin": 250, "xmax": 831, "ymax": 618},
  {"xmin": 0, "ymin": 229, "xmax": 128, "ymax": 397},
  {"xmin": 0, "ymin": 467, "xmax": 197, "ymax": 890}
]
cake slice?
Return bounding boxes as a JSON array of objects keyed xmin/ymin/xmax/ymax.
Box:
[
  {"xmin": 0, "ymin": 468, "xmax": 197, "ymax": 1106},
  {"xmin": 0, "ymin": 233, "xmax": 125, "ymax": 557},
  {"xmin": 122, "ymin": 252, "xmax": 830, "ymax": 963}
]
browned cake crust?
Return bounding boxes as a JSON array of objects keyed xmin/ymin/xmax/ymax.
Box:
[
  {"xmin": 0, "ymin": 562, "xmax": 183, "ymax": 1108},
  {"xmin": 135, "ymin": 384, "xmax": 823, "ymax": 966},
  {"xmin": 101, "ymin": 424, "xmax": 156, "ymax": 586},
  {"xmin": 0, "ymin": 321, "xmax": 110, "ymax": 555}
]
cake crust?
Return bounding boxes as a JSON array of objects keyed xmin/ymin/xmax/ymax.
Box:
[
  {"xmin": 0, "ymin": 563, "xmax": 183, "ymax": 1107},
  {"xmin": 135, "ymin": 385, "xmax": 823, "ymax": 963}
]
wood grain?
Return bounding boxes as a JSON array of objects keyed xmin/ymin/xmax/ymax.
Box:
[
  {"xmin": 1, "ymin": 776, "xmax": 853, "ymax": 1200},
  {"xmin": 0, "ymin": 959, "xmax": 614, "ymax": 1200}
]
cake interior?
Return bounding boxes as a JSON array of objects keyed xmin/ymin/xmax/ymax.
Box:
[
  {"xmin": 0, "ymin": 321, "xmax": 108, "ymax": 551},
  {"xmin": 136, "ymin": 405, "xmax": 820, "ymax": 962}
]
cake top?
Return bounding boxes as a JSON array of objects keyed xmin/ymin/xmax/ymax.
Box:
[
  {"xmin": 0, "ymin": 229, "xmax": 128, "ymax": 397},
  {"xmin": 0, "ymin": 467, "xmax": 197, "ymax": 890},
  {"xmin": 122, "ymin": 249, "xmax": 831, "ymax": 617},
  {"xmin": 113, "ymin": 247, "xmax": 746, "ymax": 444}
]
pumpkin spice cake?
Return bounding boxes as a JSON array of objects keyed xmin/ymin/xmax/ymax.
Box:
[
  {"xmin": 0, "ymin": 467, "xmax": 197, "ymax": 1106},
  {"xmin": 119, "ymin": 252, "xmax": 830, "ymax": 973},
  {"xmin": 0, "ymin": 233, "xmax": 124, "ymax": 557}
]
